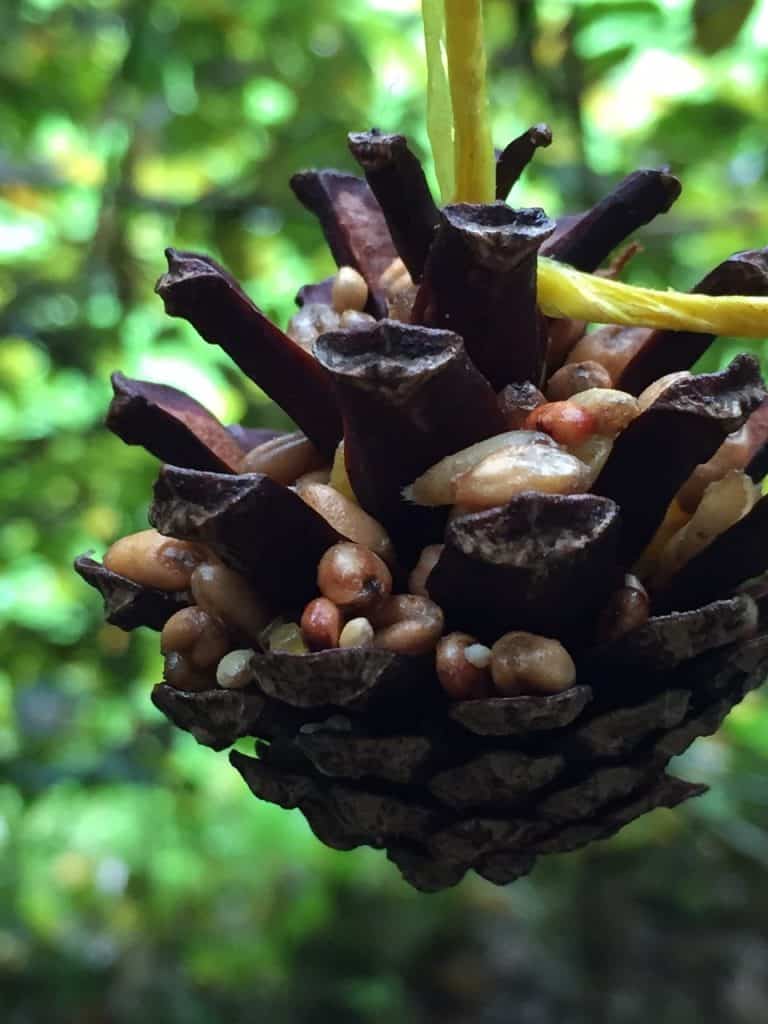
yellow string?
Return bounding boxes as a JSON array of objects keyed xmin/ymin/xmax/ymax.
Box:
[
  {"xmin": 421, "ymin": 0, "xmax": 455, "ymax": 203},
  {"xmin": 443, "ymin": 0, "xmax": 495, "ymax": 204},
  {"xmin": 537, "ymin": 257, "xmax": 768, "ymax": 338},
  {"xmin": 421, "ymin": 3, "xmax": 767, "ymax": 335}
]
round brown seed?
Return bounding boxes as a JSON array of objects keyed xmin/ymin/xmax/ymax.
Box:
[
  {"xmin": 296, "ymin": 482, "xmax": 396, "ymax": 565},
  {"xmin": 216, "ymin": 649, "xmax": 255, "ymax": 690},
  {"xmin": 408, "ymin": 544, "xmax": 444, "ymax": 598},
  {"xmin": 546, "ymin": 360, "xmax": 612, "ymax": 401},
  {"xmin": 597, "ymin": 574, "xmax": 650, "ymax": 643},
  {"xmin": 163, "ymin": 651, "xmax": 213, "ymax": 693},
  {"xmin": 332, "ymin": 266, "xmax": 369, "ymax": 313},
  {"xmin": 317, "ymin": 542, "xmax": 392, "ymax": 613},
  {"xmin": 103, "ymin": 529, "xmax": 207, "ymax": 591},
  {"xmin": 301, "ymin": 597, "xmax": 343, "ymax": 651},
  {"xmin": 490, "ymin": 631, "xmax": 576, "ymax": 696},
  {"xmin": 369, "ymin": 594, "xmax": 445, "ymax": 655},
  {"xmin": 240, "ymin": 432, "xmax": 325, "ymax": 486},
  {"xmin": 524, "ymin": 401, "xmax": 596, "ymax": 448},
  {"xmin": 436, "ymin": 632, "xmax": 493, "ymax": 700},
  {"xmin": 190, "ymin": 562, "xmax": 271, "ymax": 642},
  {"xmin": 160, "ymin": 606, "xmax": 231, "ymax": 670}
]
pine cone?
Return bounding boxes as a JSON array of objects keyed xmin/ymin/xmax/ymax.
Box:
[{"xmin": 77, "ymin": 129, "xmax": 768, "ymax": 891}]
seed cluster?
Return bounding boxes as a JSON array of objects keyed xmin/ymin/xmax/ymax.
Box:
[
  {"xmin": 97, "ymin": 278, "xmax": 762, "ymax": 703},
  {"xmin": 90, "ymin": 246, "xmax": 768, "ymax": 711}
]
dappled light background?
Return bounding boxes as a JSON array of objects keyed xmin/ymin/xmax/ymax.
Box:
[{"xmin": 4, "ymin": 1, "xmax": 768, "ymax": 1021}]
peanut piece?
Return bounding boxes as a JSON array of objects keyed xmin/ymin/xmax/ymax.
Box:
[
  {"xmin": 637, "ymin": 371, "xmax": 691, "ymax": 413},
  {"xmin": 216, "ymin": 649, "xmax": 255, "ymax": 689},
  {"xmin": 369, "ymin": 594, "xmax": 445, "ymax": 656},
  {"xmin": 569, "ymin": 388, "xmax": 641, "ymax": 436},
  {"xmin": 160, "ymin": 606, "xmax": 231, "ymax": 669},
  {"xmin": 405, "ymin": 430, "xmax": 557, "ymax": 507},
  {"xmin": 524, "ymin": 402, "xmax": 596, "ymax": 447},
  {"xmin": 317, "ymin": 542, "xmax": 392, "ymax": 613},
  {"xmin": 597, "ymin": 574, "xmax": 650, "ymax": 643},
  {"xmin": 490, "ymin": 631, "xmax": 576, "ymax": 696},
  {"xmin": 436, "ymin": 632, "xmax": 493, "ymax": 700},
  {"xmin": 408, "ymin": 544, "xmax": 444, "ymax": 598},
  {"xmin": 332, "ymin": 266, "xmax": 369, "ymax": 313},
  {"xmin": 546, "ymin": 360, "xmax": 612, "ymax": 401},
  {"xmin": 339, "ymin": 617, "xmax": 375, "ymax": 649},
  {"xmin": 103, "ymin": 529, "xmax": 207, "ymax": 591},
  {"xmin": 241, "ymin": 432, "xmax": 325, "ymax": 486},
  {"xmin": 455, "ymin": 445, "xmax": 589, "ymax": 511},
  {"xmin": 296, "ymin": 482, "xmax": 396, "ymax": 565},
  {"xmin": 301, "ymin": 597, "xmax": 343, "ymax": 650},
  {"xmin": 190, "ymin": 562, "xmax": 271, "ymax": 642}
]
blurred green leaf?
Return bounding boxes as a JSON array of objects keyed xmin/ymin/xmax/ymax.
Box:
[{"xmin": 693, "ymin": 0, "xmax": 755, "ymax": 54}]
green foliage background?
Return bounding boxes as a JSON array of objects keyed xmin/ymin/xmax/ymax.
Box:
[{"xmin": 3, "ymin": 0, "xmax": 768, "ymax": 1020}]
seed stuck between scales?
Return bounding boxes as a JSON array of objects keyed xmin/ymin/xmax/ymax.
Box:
[
  {"xmin": 104, "ymin": 529, "xmax": 206, "ymax": 591},
  {"xmin": 404, "ymin": 430, "xmax": 559, "ymax": 507},
  {"xmin": 216, "ymin": 649, "xmax": 255, "ymax": 689},
  {"xmin": 454, "ymin": 444, "xmax": 590, "ymax": 510},
  {"xmin": 339, "ymin": 616, "xmax": 375, "ymax": 649},
  {"xmin": 435, "ymin": 632, "xmax": 493, "ymax": 700},
  {"xmin": 91, "ymin": 352, "xmax": 765, "ymax": 704}
]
